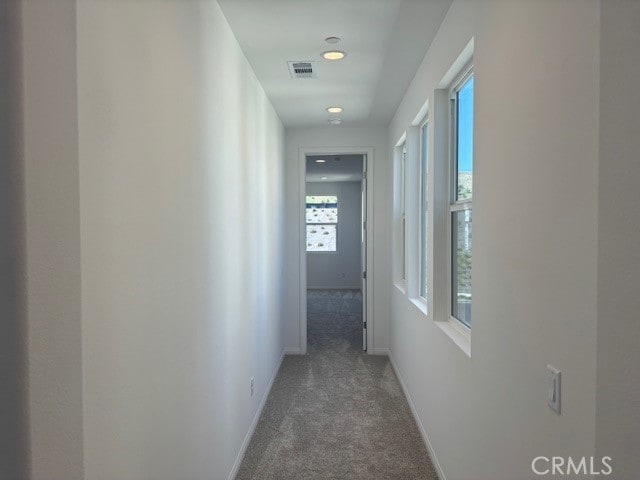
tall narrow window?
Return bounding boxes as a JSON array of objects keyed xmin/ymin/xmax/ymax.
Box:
[
  {"xmin": 400, "ymin": 143, "xmax": 407, "ymax": 282},
  {"xmin": 306, "ymin": 195, "xmax": 338, "ymax": 252},
  {"xmin": 419, "ymin": 120, "xmax": 429, "ymax": 299},
  {"xmin": 450, "ymin": 70, "xmax": 473, "ymax": 328}
]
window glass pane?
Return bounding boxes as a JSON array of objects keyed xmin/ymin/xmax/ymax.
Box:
[
  {"xmin": 400, "ymin": 145, "xmax": 406, "ymax": 281},
  {"xmin": 306, "ymin": 196, "xmax": 337, "ymax": 224},
  {"xmin": 456, "ymin": 75, "xmax": 474, "ymax": 201},
  {"xmin": 452, "ymin": 209, "xmax": 472, "ymax": 327},
  {"xmin": 306, "ymin": 224, "xmax": 336, "ymax": 252},
  {"xmin": 400, "ymin": 151, "xmax": 406, "ymax": 213},
  {"xmin": 420, "ymin": 123, "xmax": 428, "ymax": 298}
]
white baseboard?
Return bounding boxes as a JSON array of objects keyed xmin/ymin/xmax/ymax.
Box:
[
  {"xmin": 284, "ymin": 346, "xmax": 303, "ymax": 354},
  {"xmin": 388, "ymin": 351, "xmax": 446, "ymax": 480},
  {"xmin": 370, "ymin": 347, "xmax": 390, "ymax": 356},
  {"xmin": 227, "ymin": 349, "xmax": 286, "ymax": 480},
  {"xmin": 307, "ymin": 286, "xmax": 361, "ymax": 290}
]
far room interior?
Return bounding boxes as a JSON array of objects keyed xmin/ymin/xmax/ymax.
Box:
[{"xmin": 305, "ymin": 154, "xmax": 366, "ymax": 353}]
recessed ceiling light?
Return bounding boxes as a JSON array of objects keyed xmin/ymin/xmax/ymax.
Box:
[
  {"xmin": 328, "ymin": 118, "xmax": 342, "ymax": 125},
  {"xmin": 322, "ymin": 50, "xmax": 346, "ymax": 61},
  {"xmin": 320, "ymin": 176, "xmax": 328, "ymax": 180},
  {"xmin": 327, "ymin": 106, "xmax": 343, "ymax": 114},
  {"xmin": 315, "ymin": 159, "xmax": 327, "ymax": 163},
  {"xmin": 325, "ymin": 36, "xmax": 341, "ymax": 44}
]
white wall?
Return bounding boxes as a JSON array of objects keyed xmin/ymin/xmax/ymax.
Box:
[
  {"xmin": 307, "ymin": 181, "xmax": 362, "ymax": 289},
  {"xmin": 284, "ymin": 127, "xmax": 390, "ymax": 354},
  {"xmin": 76, "ymin": 1, "xmax": 285, "ymax": 479},
  {"xmin": 21, "ymin": 1, "xmax": 85, "ymax": 478},
  {"xmin": 596, "ymin": 1, "xmax": 640, "ymax": 477},
  {"xmin": 388, "ymin": 1, "xmax": 600, "ymax": 479}
]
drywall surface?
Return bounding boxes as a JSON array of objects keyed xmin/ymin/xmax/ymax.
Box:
[
  {"xmin": 21, "ymin": 0, "xmax": 84, "ymax": 478},
  {"xmin": 388, "ymin": 1, "xmax": 600, "ymax": 479},
  {"xmin": 77, "ymin": 1, "xmax": 285, "ymax": 479},
  {"xmin": 596, "ymin": 1, "xmax": 640, "ymax": 478},
  {"xmin": 284, "ymin": 127, "xmax": 390, "ymax": 354},
  {"xmin": 307, "ymin": 181, "xmax": 362, "ymax": 289},
  {"xmin": 0, "ymin": 1, "xmax": 28, "ymax": 478}
]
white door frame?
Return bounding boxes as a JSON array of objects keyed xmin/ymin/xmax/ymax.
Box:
[{"xmin": 298, "ymin": 146, "xmax": 374, "ymax": 354}]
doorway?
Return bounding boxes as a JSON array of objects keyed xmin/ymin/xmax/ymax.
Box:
[{"xmin": 298, "ymin": 148, "xmax": 372, "ymax": 354}]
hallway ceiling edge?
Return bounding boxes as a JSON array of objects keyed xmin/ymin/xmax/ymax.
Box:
[{"xmin": 217, "ymin": 0, "xmax": 452, "ymax": 128}]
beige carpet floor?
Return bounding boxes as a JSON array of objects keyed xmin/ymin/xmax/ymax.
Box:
[{"xmin": 235, "ymin": 289, "xmax": 439, "ymax": 480}]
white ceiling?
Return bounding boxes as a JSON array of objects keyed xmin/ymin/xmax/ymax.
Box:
[
  {"xmin": 217, "ymin": 0, "xmax": 452, "ymax": 128},
  {"xmin": 306, "ymin": 155, "xmax": 363, "ymax": 182}
]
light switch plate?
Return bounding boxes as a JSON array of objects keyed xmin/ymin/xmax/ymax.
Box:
[{"xmin": 547, "ymin": 365, "xmax": 561, "ymax": 414}]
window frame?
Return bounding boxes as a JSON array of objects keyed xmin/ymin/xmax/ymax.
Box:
[
  {"xmin": 419, "ymin": 118, "xmax": 429, "ymax": 302},
  {"xmin": 400, "ymin": 142, "xmax": 407, "ymax": 283},
  {"xmin": 393, "ymin": 136, "xmax": 408, "ymax": 291},
  {"xmin": 448, "ymin": 63, "xmax": 474, "ymax": 333}
]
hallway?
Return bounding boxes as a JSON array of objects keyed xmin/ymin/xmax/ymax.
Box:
[
  {"xmin": 236, "ymin": 290, "xmax": 438, "ymax": 479},
  {"xmin": 4, "ymin": 1, "xmax": 640, "ymax": 479}
]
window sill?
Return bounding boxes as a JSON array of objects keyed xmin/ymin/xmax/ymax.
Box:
[
  {"xmin": 434, "ymin": 318, "xmax": 471, "ymax": 357},
  {"xmin": 393, "ymin": 282, "xmax": 407, "ymax": 295},
  {"xmin": 409, "ymin": 297, "xmax": 428, "ymax": 317}
]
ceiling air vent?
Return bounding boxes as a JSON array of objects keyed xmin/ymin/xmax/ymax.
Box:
[{"xmin": 287, "ymin": 61, "xmax": 317, "ymax": 79}]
